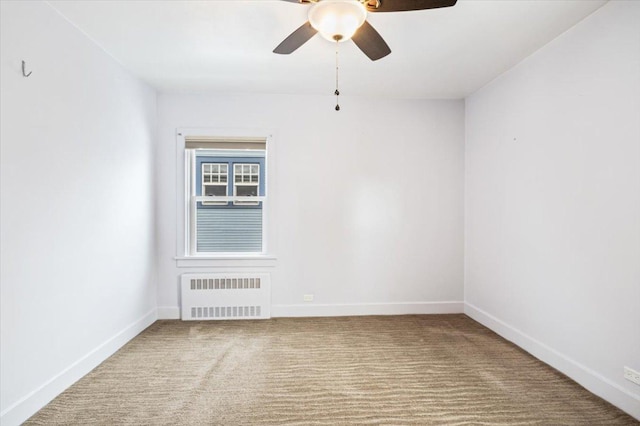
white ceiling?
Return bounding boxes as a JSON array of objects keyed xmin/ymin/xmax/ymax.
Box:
[{"xmin": 48, "ymin": 0, "xmax": 607, "ymax": 99}]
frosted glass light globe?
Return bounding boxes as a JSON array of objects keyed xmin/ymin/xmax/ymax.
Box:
[{"xmin": 308, "ymin": 0, "xmax": 367, "ymax": 42}]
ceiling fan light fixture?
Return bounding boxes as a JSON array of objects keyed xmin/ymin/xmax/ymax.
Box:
[{"xmin": 308, "ymin": 0, "xmax": 367, "ymax": 42}]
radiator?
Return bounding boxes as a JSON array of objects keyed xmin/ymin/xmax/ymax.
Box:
[{"xmin": 180, "ymin": 273, "xmax": 271, "ymax": 320}]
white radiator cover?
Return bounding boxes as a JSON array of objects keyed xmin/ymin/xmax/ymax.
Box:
[{"xmin": 180, "ymin": 273, "xmax": 271, "ymax": 320}]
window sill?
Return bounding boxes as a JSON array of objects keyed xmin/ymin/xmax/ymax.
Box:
[{"xmin": 174, "ymin": 255, "xmax": 277, "ymax": 268}]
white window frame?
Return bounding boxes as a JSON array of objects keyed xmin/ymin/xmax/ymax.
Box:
[
  {"xmin": 175, "ymin": 129, "xmax": 277, "ymax": 267},
  {"xmin": 233, "ymin": 163, "xmax": 260, "ymax": 206},
  {"xmin": 201, "ymin": 162, "xmax": 229, "ymax": 205}
]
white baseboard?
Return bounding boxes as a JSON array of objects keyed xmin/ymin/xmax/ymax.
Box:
[
  {"xmin": 271, "ymin": 301, "xmax": 464, "ymax": 318},
  {"xmin": 157, "ymin": 306, "xmax": 181, "ymax": 319},
  {"xmin": 0, "ymin": 308, "xmax": 158, "ymax": 426},
  {"xmin": 464, "ymin": 302, "xmax": 640, "ymax": 420},
  {"xmin": 157, "ymin": 302, "xmax": 463, "ymax": 320}
]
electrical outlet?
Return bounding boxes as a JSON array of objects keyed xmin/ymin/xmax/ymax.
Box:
[
  {"xmin": 303, "ymin": 294, "xmax": 314, "ymax": 302},
  {"xmin": 624, "ymin": 366, "xmax": 640, "ymax": 386}
]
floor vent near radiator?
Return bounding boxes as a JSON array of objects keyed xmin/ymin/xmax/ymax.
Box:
[{"xmin": 181, "ymin": 273, "xmax": 270, "ymax": 321}]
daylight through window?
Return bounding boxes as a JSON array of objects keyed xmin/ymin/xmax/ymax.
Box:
[{"xmin": 185, "ymin": 136, "xmax": 266, "ymax": 255}]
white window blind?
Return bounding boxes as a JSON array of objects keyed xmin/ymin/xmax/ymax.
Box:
[{"xmin": 185, "ymin": 136, "xmax": 266, "ymax": 151}]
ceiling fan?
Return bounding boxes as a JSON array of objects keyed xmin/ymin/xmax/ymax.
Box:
[{"xmin": 274, "ymin": 0, "xmax": 458, "ymax": 61}]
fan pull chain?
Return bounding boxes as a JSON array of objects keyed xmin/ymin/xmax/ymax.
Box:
[{"xmin": 334, "ymin": 41, "xmax": 340, "ymax": 111}]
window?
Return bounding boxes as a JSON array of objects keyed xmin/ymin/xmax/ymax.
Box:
[
  {"xmin": 202, "ymin": 163, "xmax": 228, "ymax": 205},
  {"xmin": 233, "ymin": 163, "xmax": 260, "ymax": 205},
  {"xmin": 184, "ymin": 136, "xmax": 267, "ymax": 255}
]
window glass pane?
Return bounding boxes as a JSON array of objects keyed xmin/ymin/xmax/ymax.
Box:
[
  {"xmin": 192, "ymin": 152, "xmax": 264, "ymax": 254},
  {"xmin": 236, "ymin": 185, "xmax": 258, "ymax": 197},
  {"xmin": 205, "ymin": 185, "xmax": 226, "ymax": 196}
]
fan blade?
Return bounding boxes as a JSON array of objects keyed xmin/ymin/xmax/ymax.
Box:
[
  {"xmin": 366, "ymin": 0, "xmax": 457, "ymax": 13},
  {"xmin": 273, "ymin": 21, "xmax": 318, "ymax": 54},
  {"xmin": 351, "ymin": 20, "xmax": 391, "ymax": 61}
]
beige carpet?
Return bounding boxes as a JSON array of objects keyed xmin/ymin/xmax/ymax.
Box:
[{"xmin": 26, "ymin": 315, "xmax": 637, "ymax": 425}]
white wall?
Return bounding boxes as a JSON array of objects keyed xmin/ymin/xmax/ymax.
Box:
[
  {"xmin": 465, "ymin": 0, "xmax": 640, "ymax": 418},
  {"xmin": 6, "ymin": 0, "xmax": 635, "ymax": 422},
  {"xmin": 156, "ymin": 94, "xmax": 465, "ymax": 317},
  {"xmin": 0, "ymin": 2, "xmax": 158, "ymax": 424}
]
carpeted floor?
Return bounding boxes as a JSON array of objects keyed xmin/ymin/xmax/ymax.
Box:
[{"xmin": 26, "ymin": 315, "xmax": 637, "ymax": 425}]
